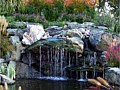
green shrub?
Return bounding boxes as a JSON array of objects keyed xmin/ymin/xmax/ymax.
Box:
[{"xmin": 43, "ymin": 0, "xmax": 64, "ymax": 21}]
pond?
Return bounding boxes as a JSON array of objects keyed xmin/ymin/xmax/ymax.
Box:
[
  {"xmin": 8, "ymin": 79, "xmax": 120, "ymax": 90},
  {"xmin": 9, "ymin": 79, "xmax": 88, "ymax": 90}
]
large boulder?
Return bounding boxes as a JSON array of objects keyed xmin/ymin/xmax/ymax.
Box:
[
  {"xmin": 22, "ymin": 24, "xmax": 46, "ymax": 45},
  {"xmin": 105, "ymin": 68, "xmax": 120, "ymax": 85},
  {"xmin": 16, "ymin": 62, "xmax": 39, "ymax": 78},
  {"xmin": 66, "ymin": 37, "xmax": 84, "ymax": 53},
  {"xmin": 89, "ymin": 30, "xmax": 113, "ymax": 51}
]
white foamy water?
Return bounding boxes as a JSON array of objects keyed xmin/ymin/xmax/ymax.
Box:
[
  {"xmin": 38, "ymin": 77, "xmax": 68, "ymax": 81},
  {"xmin": 78, "ymin": 79, "xmax": 87, "ymax": 82}
]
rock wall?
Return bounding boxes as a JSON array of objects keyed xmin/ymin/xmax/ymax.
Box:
[{"xmin": 4, "ymin": 22, "xmax": 119, "ymax": 81}]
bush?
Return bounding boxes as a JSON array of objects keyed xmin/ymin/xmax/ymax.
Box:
[
  {"xmin": 43, "ymin": 0, "xmax": 64, "ymax": 21},
  {"xmin": 0, "ymin": 0, "xmax": 97, "ymax": 22},
  {"xmin": 106, "ymin": 45, "xmax": 120, "ymax": 67}
]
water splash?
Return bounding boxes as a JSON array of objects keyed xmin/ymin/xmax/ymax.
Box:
[
  {"xmin": 38, "ymin": 76, "xmax": 68, "ymax": 81},
  {"xmin": 78, "ymin": 71, "xmax": 87, "ymax": 82}
]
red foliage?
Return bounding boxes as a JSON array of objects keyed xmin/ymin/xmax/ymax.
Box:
[{"xmin": 106, "ymin": 45, "xmax": 120, "ymax": 62}]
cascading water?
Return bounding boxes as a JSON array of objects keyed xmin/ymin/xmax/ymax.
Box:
[
  {"xmin": 68, "ymin": 52, "xmax": 71, "ymax": 67},
  {"xmin": 38, "ymin": 46, "xmax": 68, "ymax": 80},
  {"xmin": 28, "ymin": 51, "xmax": 34, "ymax": 77},
  {"xmin": 93, "ymin": 52, "xmax": 97, "ymax": 78},
  {"xmin": 60, "ymin": 48, "xmax": 64, "ymax": 77},
  {"xmin": 39, "ymin": 46, "xmax": 42, "ymax": 77},
  {"xmin": 28, "ymin": 52, "xmax": 32, "ymax": 67},
  {"xmin": 76, "ymin": 52, "xmax": 78, "ymax": 79},
  {"xmin": 37, "ymin": 45, "xmax": 104, "ymax": 81},
  {"xmin": 47, "ymin": 48, "xmax": 50, "ymax": 76}
]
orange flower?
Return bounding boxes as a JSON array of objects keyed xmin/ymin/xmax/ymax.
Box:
[
  {"xmin": 84, "ymin": 0, "xmax": 99, "ymax": 7},
  {"xmin": 64, "ymin": 0, "xmax": 74, "ymax": 6}
]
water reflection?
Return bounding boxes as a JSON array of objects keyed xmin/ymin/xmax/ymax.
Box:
[
  {"xmin": 8, "ymin": 79, "xmax": 120, "ymax": 90},
  {"xmin": 8, "ymin": 79, "xmax": 89, "ymax": 90}
]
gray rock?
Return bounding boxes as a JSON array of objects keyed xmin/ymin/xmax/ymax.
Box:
[
  {"xmin": 0, "ymin": 74, "xmax": 15, "ymax": 84},
  {"xmin": 45, "ymin": 26, "xmax": 64, "ymax": 36},
  {"xmin": 15, "ymin": 29, "xmax": 26, "ymax": 39},
  {"xmin": 15, "ymin": 22, "xmax": 27, "ymax": 27},
  {"xmin": 9, "ymin": 36, "xmax": 20, "ymax": 46},
  {"xmin": 9, "ymin": 51, "xmax": 16, "ymax": 61},
  {"xmin": 97, "ymin": 26, "xmax": 108, "ymax": 30},
  {"xmin": 7, "ymin": 29, "xmax": 18, "ymax": 36},
  {"xmin": 46, "ymin": 26, "xmax": 62, "ymax": 30},
  {"xmin": 0, "ymin": 58, "xmax": 4, "ymax": 64},
  {"xmin": 63, "ymin": 29, "xmax": 84, "ymax": 39},
  {"xmin": 83, "ymin": 22, "xmax": 95, "ymax": 26},
  {"xmin": 66, "ymin": 22, "xmax": 80, "ymax": 29},
  {"xmin": 67, "ymin": 37, "xmax": 84, "ymax": 53},
  {"xmin": 89, "ymin": 30, "xmax": 113, "ymax": 51},
  {"xmin": 16, "ymin": 62, "xmax": 38, "ymax": 78},
  {"xmin": 105, "ymin": 68, "xmax": 120, "ymax": 85},
  {"xmin": 16, "ymin": 42, "xmax": 26, "ymax": 61}
]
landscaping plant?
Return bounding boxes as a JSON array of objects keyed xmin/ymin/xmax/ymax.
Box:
[{"xmin": 106, "ymin": 45, "xmax": 120, "ymax": 67}]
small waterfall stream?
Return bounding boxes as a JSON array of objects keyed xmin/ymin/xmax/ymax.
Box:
[
  {"xmin": 27, "ymin": 45, "xmax": 105, "ymax": 81},
  {"xmin": 28, "ymin": 52, "xmax": 32, "ymax": 67},
  {"xmin": 39, "ymin": 46, "xmax": 42, "ymax": 77},
  {"xmin": 60, "ymin": 48, "xmax": 64, "ymax": 77}
]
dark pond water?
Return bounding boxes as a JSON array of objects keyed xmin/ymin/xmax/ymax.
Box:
[
  {"xmin": 9, "ymin": 79, "xmax": 89, "ymax": 90},
  {"xmin": 8, "ymin": 79, "xmax": 120, "ymax": 90}
]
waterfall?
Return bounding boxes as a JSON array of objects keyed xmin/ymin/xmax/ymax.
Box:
[
  {"xmin": 93, "ymin": 52, "xmax": 97, "ymax": 78},
  {"xmin": 54, "ymin": 47, "xmax": 57, "ymax": 76},
  {"xmin": 68, "ymin": 51, "xmax": 71, "ymax": 67},
  {"xmin": 50, "ymin": 47, "xmax": 53, "ymax": 76},
  {"xmin": 28, "ymin": 52, "xmax": 32, "ymax": 67},
  {"xmin": 76, "ymin": 52, "xmax": 78, "ymax": 79},
  {"xmin": 57, "ymin": 47, "xmax": 59, "ymax": 76},
  {"xmin": 60, "ymin": 48, "xmax": 64, "ymax": 77},
  {"xmin": 28, "ymin": 51, "xmax": 33, "ymax": 77},
  {"xmin": 47, "ymin": 48, "xmax": 50, "ymax": 76},
  {"xmin": 39, "ymin": 46, "xmax": 42, "ymax": 77}
]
